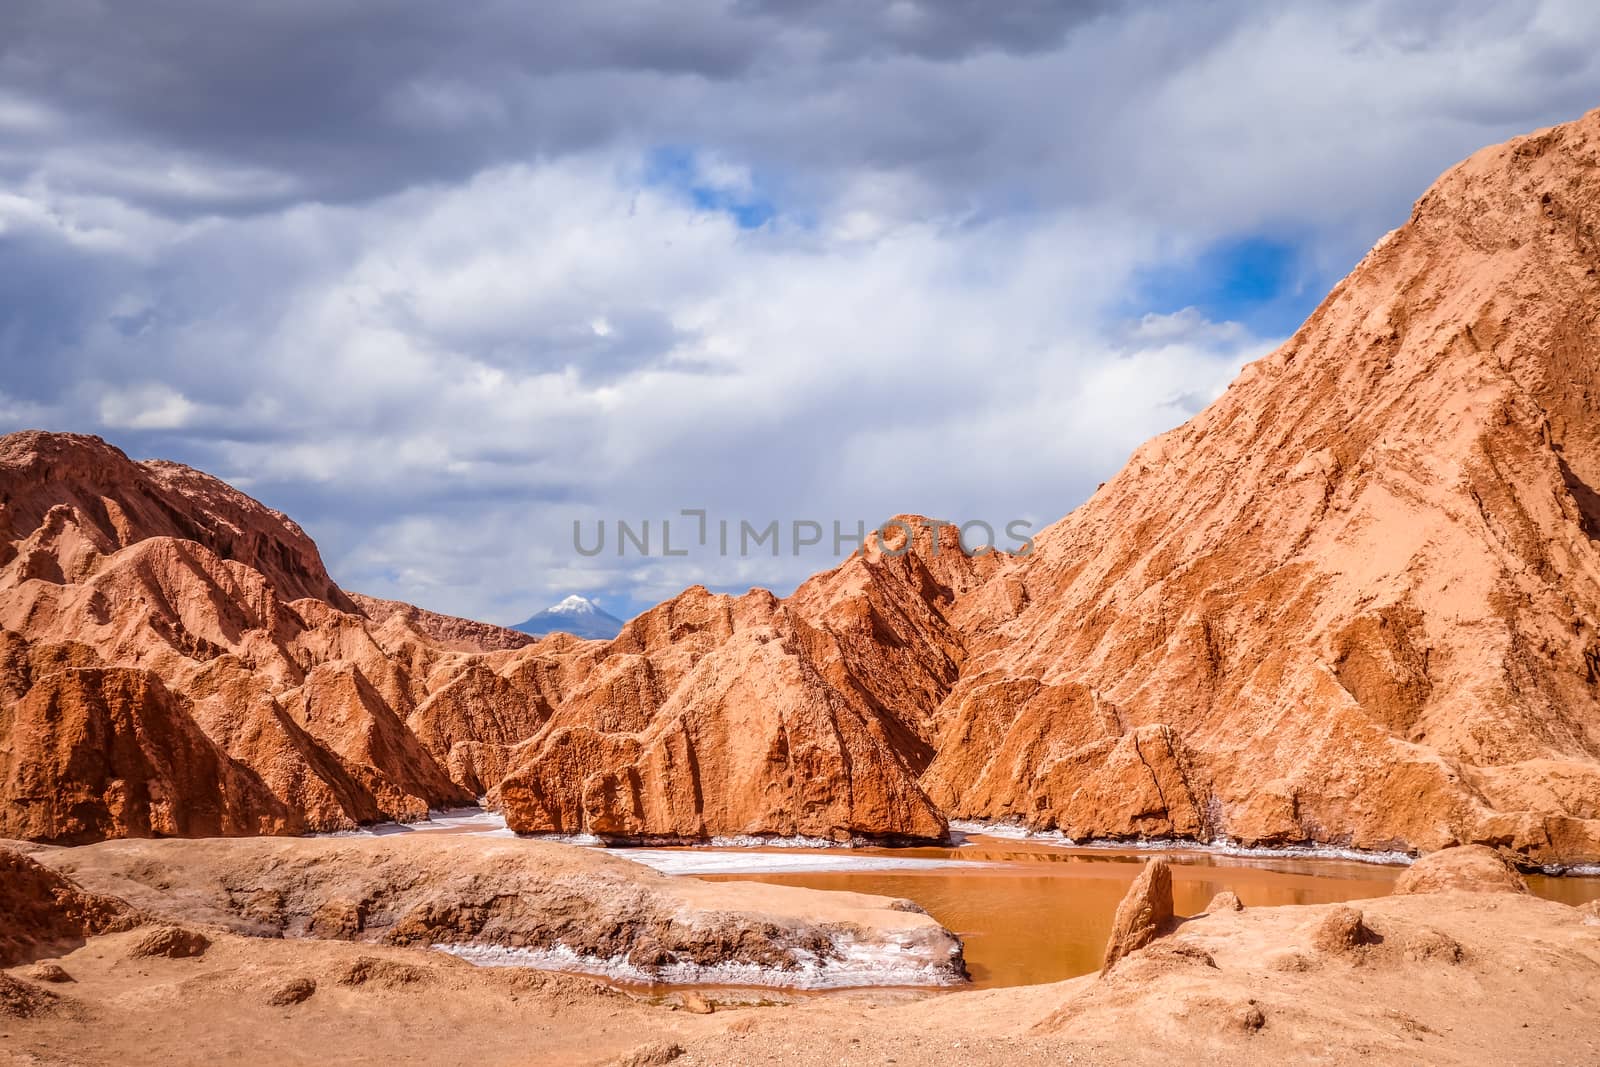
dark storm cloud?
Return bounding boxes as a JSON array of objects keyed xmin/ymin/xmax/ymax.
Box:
[
  {"xmin": 736, "ymin": 0, "xmax": 1121, "ymax": 61},
  {"xmin": 0, "ymin": 0, "xmax": 1117, "ymax": 215},
  {"xmin": 0, "ymin": 0, "xmax": 754, "ymax": 210},
  {"xmin": 9, "ymin": 0, "xmax": 1581, "ymax": 240},
  {"xmin": 0, "ymin": 230, "xmax": 110, "ymax": 384}
]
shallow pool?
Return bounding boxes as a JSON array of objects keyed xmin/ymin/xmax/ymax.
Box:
[{"xmin": 349, "ymin": 810, "xmax": 1600, "ymax": 990}]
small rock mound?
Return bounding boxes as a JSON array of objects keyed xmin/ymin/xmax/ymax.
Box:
[
  {"xmin": 677, "ymin": 991, "xmax": 714, "ymax": 1015},
  {"xmin": 1578, "ymin": 900, "xmax": 1600, "ymax": 923},
  {"xmin": 1224, "ymin": 999, "xmax": 1266, "ymax": 1034},
  {"xmin": 338, "ymin": 955, "xmax": 432, "ymax": 987},
  {"xmin": 265, "ymin": 977, "xmax": 317, "ymax": 1006},
  {"xmin": 1311, "ymin": 906, "xmax": 1380, "ymax": 956},
  {"xmin": 0, "ymin": 973, "xmax": 59, "ymax": 1018},
  {"xmin": 129, "ymin": 925, "xmax": 210, "ymax": 959},
  {"xmin": 1268, "ymin": 950, "xmax": 1312, "ymax": 972},
  {"xmin": 1101, "ymin": 858, "xmax": 1175, "ymax": 974},
  {"xmin": 614, "ymin": 1043, "xmax": 685, "ymax": 1067},
  {"xmin": 1206, "ymin": 891, "xmax": 1243, "ymax": 913},
  {"xmin": 1143, "ymin": 941, "xmax": 1217, "ymax": 969},
  {"xmin": 1403, "ymin": 928, "xmax": 1465, "ymax": 964},
  {"xmin": 309, "ymin": 899, "xmax": 366, "ymax": 940},
  {"xmin": 25, "ymin": 962, "xmax": 73, "ymax": 983},
  {"xmin": 1393, "ymin": 846, "xmax": 1529, "ymax": 896}
]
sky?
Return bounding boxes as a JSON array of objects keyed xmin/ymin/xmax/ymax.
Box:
[{"xmin": 2, "ymin": 1, "xmax": 1599, "ymax": 624}]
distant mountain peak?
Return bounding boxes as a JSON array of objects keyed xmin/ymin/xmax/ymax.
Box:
[{"xmin": 512, "ymin": 595, "xmax": 623, "ymax": 639}]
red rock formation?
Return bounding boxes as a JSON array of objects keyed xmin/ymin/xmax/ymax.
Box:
[
  {"xmin": 0, "ymin": 434, "xmax": 492, "ymax": 835},
  {"xmin": 0, "ymin": 437, "xmax": 963, "ymax": 843},
  {"xmin": 0, "ymin": 431, "xmax": 348, "ymax": 607},
  {"xmin": 0, "ymin": 665, "xmax": 301, "ymax": 842},
  {"xmin": 921, "ymin": 109, "xmax": 1600, "ymax": 865},
  {"xmin": 347, "ymin": 592, "xmax": 532, "ymax": 653},
  {"xmin": 1100, "ymin": 857, "xmax": 1175, "ymax": 974},
  {"xmin": 490, "ymin": 533, "xmax": 980, "ymax": 842},
  {"xmin": 0, "ymin": 847, "xmax": 141, "ymax": 965}
]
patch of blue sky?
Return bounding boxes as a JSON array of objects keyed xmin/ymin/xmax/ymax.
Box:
[
  {"xmin": 644, "ymin": 145, "xmax": 777, "ymax": 229},
  {"xmin": 1132, "ymin": 235, "xmax": 1326, "ymax": 338}
]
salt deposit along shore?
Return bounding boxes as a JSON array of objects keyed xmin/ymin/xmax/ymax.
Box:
[{"xmin": 6, "ymin": 835, "xmax": 967, "ymax": 991}]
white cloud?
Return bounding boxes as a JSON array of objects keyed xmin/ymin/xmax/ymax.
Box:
[
  {"xmin": 65, "ymin": 153, "xmax": 1256, "ymax": 621},
  {"xmin": 3, "ymin": 1, "xmax": 1597, "ymax": 622},
  {"xmin": 95, "ymin": 384, "xmax": 200, "ymax": 431}
]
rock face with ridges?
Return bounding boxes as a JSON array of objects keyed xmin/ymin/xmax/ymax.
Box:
[
  {"xmin": 491, "ymin": 522, "xmax": 992, "ymax": 842},
  {"xmin": 0, "ymin": 437, "xmax": 971, "ymax": 843},
  {"xmin": 0, "ymin": 847, "xmax": 142, "ymax": 965},
  {"xmin": 0, "ymin": 432, "xmax": 348, "ymax": 608},
  {"xmin": 920, "ymin": 109, "xmax": 1600, "ymax": 864},
  {"xmin": 0, "ymin": 664, "xmax": 301, "ymax": 842},
  {"xmin": 3, "ymin": 110, "xmax": 1600, "ymax": 859},
  {"xmin": 0, "ymin": 434, "xmax": 497, "ymax": 836},
  {"xmin": 347, "ymin": 593, "xmax": 533, "ymax": 653}
]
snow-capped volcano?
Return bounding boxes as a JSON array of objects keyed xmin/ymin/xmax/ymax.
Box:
[{"xmin": 511, "ymin": 595, "xmax": 624, "ymax": 639}]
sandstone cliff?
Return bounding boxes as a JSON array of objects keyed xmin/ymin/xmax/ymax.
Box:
[
  {"xmin": 3, "ymin": 110, "xmax": 1600, "ymax": 861},
  {"xmin": 921, "ymin": 109, "xmax": 1600, "ymax": 864},
  {"xmin": 0, "ymin": 434, "xmax": 966, "ymax": 843},
  {"xmin": 0, "ymin": 432, "xmax": 489, "ymax": 838},
  {"xmin": 489, "ymin": 521, "xmax": 992, "ymax": 842}
]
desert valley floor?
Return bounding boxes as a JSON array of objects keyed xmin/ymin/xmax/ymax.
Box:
[{"xmin": 5, "ymin": 824, "xmax": 1600, "ymax": 1066}]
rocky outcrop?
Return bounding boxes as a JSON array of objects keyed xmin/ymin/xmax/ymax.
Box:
[
  {"xmin": 920, "ymin": 108, "xmax": 1600, "ymax": 864},
  {"xmin": 488, "ymin": 520, "xmax": 997, "ymax": 841},
  {"xmin": 128, "ymin": 926, "xmax": 210, "ymax": 960},
  {"xmin": 0, "ymin": 436, "xmax": 966, "ymax": 843},
  {"xmin": 0, "ymin": 847, "xmax": 141, "ymax": 965},
  {"xmin": 1392, "ymin": 845, "xmax": 1530, "ymax": 895},
  {"xmin": 1032, "ymin": 891, "xmax": 1598, "ymax": 1064},
  {"xmin": 0, "ymin": 664, "xmax": 302, "ymax": 842},
  {"xmin": 1206, "ymin": 891, "xmax": 1244, "ymax": 913},
  {"xmin": 1310, "ymin": 906, "xmax": 1380, "ymax": 956},
  {"xmin": 1100, "ymin": 857, "xmax": 1175, "ymax": 974},
  {"xmin": 34, "ymin": 835, "xmax": 967, "ymax": 988},
  {"xmin": 347, "ymin": 593, "xmax": 533, "ymax": 653},
  {"xmin": 0, "ymin": 432, "xmax": 506, "ymax": 835},
  {"xmin": 0, "ymin": 973, "xmax": 61, "ymax": 1018},
  {"xmin": 0, "ymin": 431, "xmax": 349, "ymax": 608}
]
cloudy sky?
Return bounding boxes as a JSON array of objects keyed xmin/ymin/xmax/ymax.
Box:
[{"xmin": 2, "ymin": 1, "xmax": 1598, "ymax": 624}]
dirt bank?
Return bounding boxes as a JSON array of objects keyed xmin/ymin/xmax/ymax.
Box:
[{"xmin": 16, "ymin": 835, "xmax": 964, "ymax": 989}]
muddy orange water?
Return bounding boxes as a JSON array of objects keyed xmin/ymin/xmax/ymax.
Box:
[
  {"xmin": 680, "ymin": 834, "xmax": 1600, "ymax": 989},
  {"xmin": 374, "ymin": 813, "xmax": 1600, "ymax": 991}
]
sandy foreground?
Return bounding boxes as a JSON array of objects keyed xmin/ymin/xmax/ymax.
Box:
[{"xmin": 3, "ymin": 838, "xmax": 1600, "ymax": 1066}]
